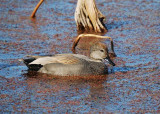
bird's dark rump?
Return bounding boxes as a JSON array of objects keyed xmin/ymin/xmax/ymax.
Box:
[{"xmin": 23, "ymin": 58, "xmax": 43, "ymax": 71}]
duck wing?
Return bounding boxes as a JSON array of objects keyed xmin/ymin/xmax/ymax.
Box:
[{"xmin": 29, "ymin": 54, "xmax": 80, "ymax": 66}]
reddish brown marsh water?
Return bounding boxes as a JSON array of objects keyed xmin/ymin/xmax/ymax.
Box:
[{"xmin": 0, "ymin": 0, "xmax": 159, "ymax": 113}]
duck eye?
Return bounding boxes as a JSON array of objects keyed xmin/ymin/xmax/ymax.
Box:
[{"xmin": 100, "ymin": 50, "xmax": 104, "ymax": 52}]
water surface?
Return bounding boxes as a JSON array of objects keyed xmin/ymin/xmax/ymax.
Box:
[{"xmin": 0, "ymin": 0, "xmax": 159, "ymax": 113}]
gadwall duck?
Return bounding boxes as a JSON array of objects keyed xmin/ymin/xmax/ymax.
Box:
[{"xmin": 22, "ymin": 42, "xmax": 115, "ymax": 76}]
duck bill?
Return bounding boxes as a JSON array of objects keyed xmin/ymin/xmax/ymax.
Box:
[{"xmin": 104, "ymin": 56, "xmax": 115, "ymax": 66}]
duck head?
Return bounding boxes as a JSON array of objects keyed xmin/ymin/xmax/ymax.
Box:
[{"xmin": 90, "ymin": 43, "xmax": 115, "ymax": 66}]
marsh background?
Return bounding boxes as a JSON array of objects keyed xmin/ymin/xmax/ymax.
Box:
[{"xmin": 0, "ymin": 0, "xmax": 159, "ymax": 113}]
